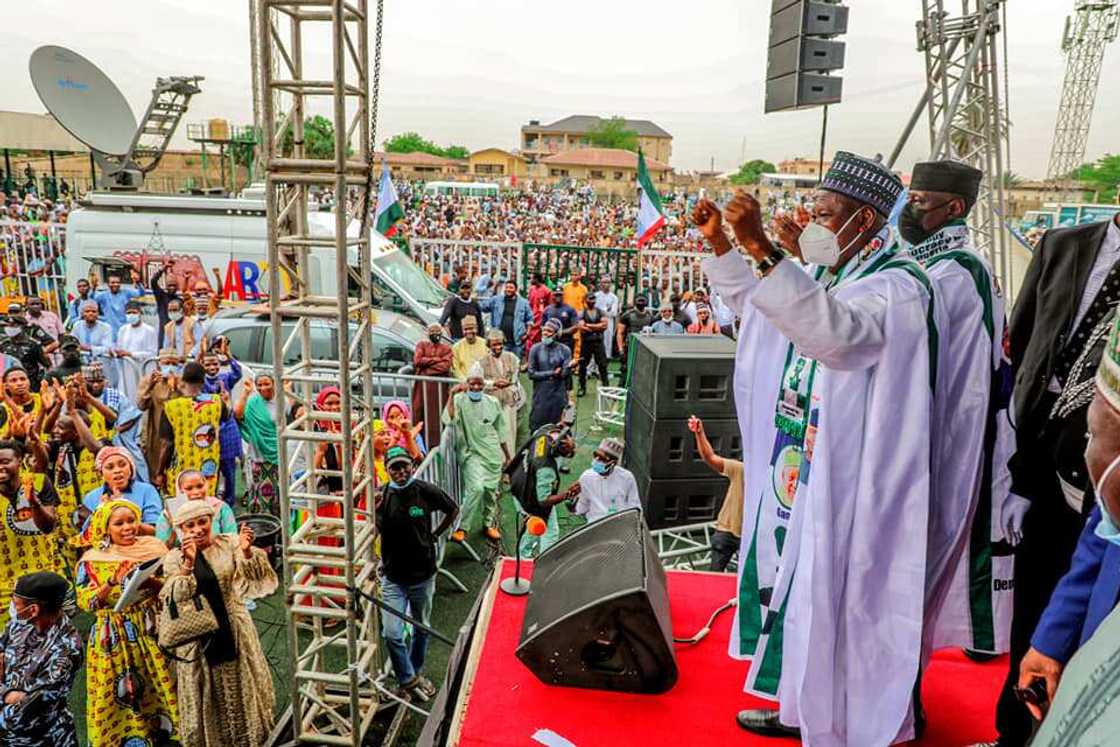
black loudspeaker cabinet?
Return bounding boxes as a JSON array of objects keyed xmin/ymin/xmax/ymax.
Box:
[
  {"xmin": 516, "ymin": 508, "xmax": 678, "ymax": 694},
  {"xmin": 628, "ymin": 464, "xmax": 729, "ymax": 530},
  {"xmin": 628, "ymin": 335, "xmax": 736, "ymax": 419},
  {"xmin": 625, "ymin": 398, "xmax": 742, "ymax": 480}
]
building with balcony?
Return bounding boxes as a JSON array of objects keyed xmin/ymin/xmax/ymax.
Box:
[{"xmin": 521, "ymin": 115, "xmax": 672, "ymax": 165}]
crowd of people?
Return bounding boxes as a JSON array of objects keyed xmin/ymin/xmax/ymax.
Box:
[{"xmin": 1, "ymin": 155, "xmax": 1116, "ymax": 746}]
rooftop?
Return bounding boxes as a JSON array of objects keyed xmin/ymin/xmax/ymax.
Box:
[
  {"xmin": 541, "ymin": 148, "xmax": 671, "ymax": 171},
  {"xmin": 522, "ymin": 115, "xmax": 671, "ymax": 139},
  {"xmin": 372, "ymin": 150, "xmax": 464, "ymax": 166}
]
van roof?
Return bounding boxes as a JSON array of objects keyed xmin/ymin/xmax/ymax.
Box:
[{"xmin": 83, "ymin": 191, "xmax": 266, "ymax": 214}]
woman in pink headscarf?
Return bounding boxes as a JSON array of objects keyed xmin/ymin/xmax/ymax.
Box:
[{"xmin": 382, "ymin": 399, "xmax": 425, "ymax": 461}]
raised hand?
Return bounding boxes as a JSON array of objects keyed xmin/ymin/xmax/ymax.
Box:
[
  {"xmin": 772, "ymin": 213, "xmax": 805, "ymax": 260},
  {"xmin": 690, "ymin": 198, "xmax": 724, "ymax": 242},
  {"xmin": 180, "ymin": 535, "xmax": 197, "ymax": 566},
  {"xmin": 239, "ymin": 524, "xmax": 255, "ymax": 557},
  {"xmin": 687, "ymin": 415, "xmax": 704, "ymax": 435},
  {"xmin": 723, "ymin": 191, "xmax": 769, "ymax": 253}
]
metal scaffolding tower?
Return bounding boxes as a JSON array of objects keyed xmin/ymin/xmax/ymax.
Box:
[
  {"xmin": 1045, "ymin": 1, "xmax": 1119, "ymax": 193},
  {"xmin": 917, "ymin": 0, "xmax": 1013, "ymax": 294},
  {"xmin": 258, "ymin": 0, "xmax": 383, "ymax": 743}
]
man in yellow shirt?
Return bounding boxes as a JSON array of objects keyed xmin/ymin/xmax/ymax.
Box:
[
  {"xmin": 451, "ymin": 316, "xmax": 488, "ymax": 381},
  {"xmin": 689, "ymin": 415, "xmax": 743, "ymax": 572},
  {"xmin": 562, "ymin": 272, "xmax": 588, "ymax": 360}
]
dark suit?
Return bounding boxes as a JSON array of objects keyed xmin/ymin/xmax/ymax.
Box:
[
  {"xmin": 1031, "ymin": 508, "xmax": 1120, "ymax": 663},
  {"xmin": 996, "ymin": 219, "xmax": 1114, "ymax": 745}
]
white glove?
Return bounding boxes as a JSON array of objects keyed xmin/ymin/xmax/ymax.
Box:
[{"xmin": 1003, "ymin": 493, "xmax": 1030, "ymax": 546}]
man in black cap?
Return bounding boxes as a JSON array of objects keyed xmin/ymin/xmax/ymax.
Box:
[
  {"xmin": 375, "ymin": 446, "xmax": 458, "ymax": 702},
  {"xmin": 693, "ymin": 151, "xmax": 940, "ymax": 744},
  {"xmin": 0, "ymin": 571, "xmax": 83, "ymax": 747},
  {"xmin": 44, "ymin": 335, "xmax": 83, "ymax": 384},
  {"xmin": 0, "ymin": 306, "xmax": 51, "ymax": 390},
  {"xmin": 899, "ymin": 161, "xmax": 1023, "ymax": 688}
]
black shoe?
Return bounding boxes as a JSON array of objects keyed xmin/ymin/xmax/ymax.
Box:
[
  {"xmin": 736, "ymin": 709, "xmax": 801, "ymax": 738},
  {"xmin": 963, "ymin": 648, "xmax": 999, "ymax": 663},
  {"xmin": 577, "ymin": 389, "xmax": 587, "ymax": 397}
]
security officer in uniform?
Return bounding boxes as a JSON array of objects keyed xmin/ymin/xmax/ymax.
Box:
[{"xmin": 1, "ymin": 304, "xmax": 51, "ymax": 389}]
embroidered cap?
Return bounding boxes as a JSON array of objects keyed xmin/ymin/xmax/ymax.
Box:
[{"xmin": 820, "ymin": 151, "xmax": 905, "ymax": 218}]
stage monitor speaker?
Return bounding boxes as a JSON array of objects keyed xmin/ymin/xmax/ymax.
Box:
[
  {"xmin": 628, "ymin": 335, "xmax": 736, "ymax": 419},
  {"xmin": 629, "ymin": 464, "xmax": 729, "ymax": 530},
  {"xmin": 625, "ymin": 398, "xmax": 742, "ymax": 480},
  {"xmin": 515, "ymin": 508, "xmax": 678, "ymax": 694}
]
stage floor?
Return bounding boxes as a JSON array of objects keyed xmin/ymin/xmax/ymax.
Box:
[{"xmin": 449, "ymin": 558, "xmax": 1006, "ymax": 746}]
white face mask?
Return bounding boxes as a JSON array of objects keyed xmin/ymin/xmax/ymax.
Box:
[{"xmin": 798, "ymin": 208, "xmax": 867, "ymax": 266}]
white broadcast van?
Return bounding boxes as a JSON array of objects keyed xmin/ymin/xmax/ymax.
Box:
[{"xmin": 64, "ymin": 191, "xmax": 449, "ymax": 325}]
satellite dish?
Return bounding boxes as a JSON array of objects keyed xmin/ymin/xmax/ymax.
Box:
[{"xmin": 29, "ymin": 45, "xmax": 138, "ymax": 156}]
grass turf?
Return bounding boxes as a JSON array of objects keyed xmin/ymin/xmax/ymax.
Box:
[{"xmin": 66, "ymin": 366, "xmax": 623, "ymax": 745}]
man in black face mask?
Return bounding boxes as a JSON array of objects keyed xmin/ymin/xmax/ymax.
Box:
[
  {"xmin": 46, "ymin": 335, "xmax": 84, "ymax": 384},
  {"xmin": 899, "ymin": 161, "xmax": 1029, "ymax": 740},
  {"xmin": 616, "ymin": 296, "xmax": 653, "ymax": 385}
]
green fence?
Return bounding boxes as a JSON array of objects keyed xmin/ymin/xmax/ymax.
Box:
[{"xmin": 521, "ymin": 243, "xmax": 640, "ymax": 306}]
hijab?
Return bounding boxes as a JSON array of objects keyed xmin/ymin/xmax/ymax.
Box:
[
  {"xmin": 81, "ymin": 500, "xmax": 169, "ymax": 564},
  {"xmin": 382, "ymin": 399, "xmax": 412, "ymax": 448},
  {"xmin": 170, "ymin": 500, "xmax": 238, "ymax": 664}
]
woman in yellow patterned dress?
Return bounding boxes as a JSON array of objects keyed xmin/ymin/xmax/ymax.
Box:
[
  {"xmin": 76, "ymin": 500, "xmax": 179, "ymax": 746},
  {"xmin": 0, "ymin": 435, "xmax": 61, "ymax": 628},
  {"xmin": 155, "ymin": 362, "xmax": 222, "ymax": 495}
]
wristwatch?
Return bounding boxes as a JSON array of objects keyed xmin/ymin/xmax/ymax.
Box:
[{"xmin": 754, "ymin": 250, "xmax": 785, "ymax": 279}]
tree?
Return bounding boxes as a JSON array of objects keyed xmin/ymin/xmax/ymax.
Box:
[
  {"xmin": 729, "ymin": 159, "xmax": 776, "ymax": 186},
  {"xmin": 383, "ymin": 132, "xmax": 470, "ymax": 160},
  {"xmin": 1001, "ymin": 171, "xmax": 1024, "ymax": 188},
  {"xmin": 586, "ymin": 117, "xmax": 640, "ymax": 152},
  {"xmin": 384, "ymin": 131, "xmax": 445, "ymax": 157},
  {"xmin": 1072, "ymin": 154, "xmax": 1120, "ymax": 202},
  {"xmin": 280, "ymin": 115, "xmax": 349, "ymax": 159}
]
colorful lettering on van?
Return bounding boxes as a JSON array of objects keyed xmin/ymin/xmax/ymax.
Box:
[{"xmin": 220, "ymin": 260, "xmax": 289, "ymax": 301}]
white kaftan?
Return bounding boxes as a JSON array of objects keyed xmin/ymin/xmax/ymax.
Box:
[
  {"xmin": 918, "ymin": 225, "xmax": 1016, "ymax": 655},
  {"xmin": 705, "ymin": 233, "xmax": 941, "ymax": 747}
]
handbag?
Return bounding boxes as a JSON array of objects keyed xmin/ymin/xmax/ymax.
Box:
[{"xmin": 158, "ymin": 591, "xmax": 219, "ymax": 650}]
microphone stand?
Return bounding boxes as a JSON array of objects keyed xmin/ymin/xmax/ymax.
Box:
[{"xmin": 500, "ymin": 516, "xmax": 532, "ymax": 596}]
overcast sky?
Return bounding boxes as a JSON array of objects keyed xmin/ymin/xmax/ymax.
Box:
[{"xmin": 6, "ymin": 0, "xmax": 1118, "ymax": 178}]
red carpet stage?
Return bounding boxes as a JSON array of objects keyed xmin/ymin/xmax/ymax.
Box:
[{"xmin": 448, "ymin": 558, "xmax": 1007, "ymax": 746}]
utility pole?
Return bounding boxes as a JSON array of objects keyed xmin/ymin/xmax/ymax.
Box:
[{"xmin": 1045, "ymin": 1, "xmax": 1118, "ymax": 199}]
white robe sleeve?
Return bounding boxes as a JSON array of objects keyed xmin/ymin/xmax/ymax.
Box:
[
  {"xmin": 700, "ymin": 250, "xmax": 759, "ymax": 315},
  {"xmin": 750, "ymin": 259, "xmax": 888, "ymax": 371}
]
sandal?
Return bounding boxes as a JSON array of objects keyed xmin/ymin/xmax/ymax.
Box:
[{"xmin": 403, "ymin": 675, "xmax": 436, "ymax": 702}]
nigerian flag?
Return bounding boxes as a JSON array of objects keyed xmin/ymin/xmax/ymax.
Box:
[
  {"xmin": 374, "ymin": 160, "xmax": 404, "ymax": 236},
  {"xmin": 636, "ymin": 149, "xmax": 666, "ymax": 247}
]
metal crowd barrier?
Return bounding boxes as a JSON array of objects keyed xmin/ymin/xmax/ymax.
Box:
[
  {"xmin": 407, "ymin": 238, "xmax": 522, "ymax": 290},
  {"xmin": 0, "ymin": 219, "xmax": 69, "ymax": 317},
  {"xmin": 651, "ymin": 521, "xmax": 736, "ymax": 573}
]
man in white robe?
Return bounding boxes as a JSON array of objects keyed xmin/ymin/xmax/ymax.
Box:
[
  {"xmin": 898, "ymin": 161, "xmax": 1028, "ymax": 663},
  {"xmin": 596, "ymin": 278, "xmax": 620, "ymax": 360},
  {"xmin": 696, "ymin": 152, "xmax": 941, "ymax": 746}
]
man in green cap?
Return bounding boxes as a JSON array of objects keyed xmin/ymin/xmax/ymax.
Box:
[{"xmin": 374, "ymin": 446, "xmax": 458, "ymax": 702}]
